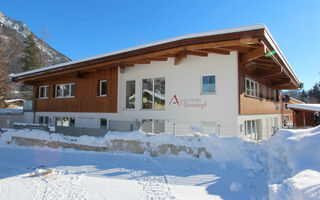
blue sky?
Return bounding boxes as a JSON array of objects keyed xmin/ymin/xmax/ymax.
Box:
[{"xmin": 2, "ymin": 0, "xmax": 320, "ymax": 90}]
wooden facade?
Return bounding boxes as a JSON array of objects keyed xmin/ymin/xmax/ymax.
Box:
[
  {"xmin": 33, "ymin": 67, "xmax": 118, "ymax": 113},
  {"xmin": 293, "ymin": 109, "xmax": 315, "ymax": 127},
  {"xmin": 238, "ymin": 55, "xmax": 282, "ymax": 115}
]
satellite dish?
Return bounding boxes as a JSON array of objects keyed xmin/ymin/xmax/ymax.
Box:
[{"xmin": 282, "ymin": 95, "xmax": 290, "ymax": 103}]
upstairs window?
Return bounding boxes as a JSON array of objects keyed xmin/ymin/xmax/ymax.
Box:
[
  {"xmin": 99, "ymin": 80, "xmax": 107, "ymax": 96},
  {"xmin": 142, "ymin": 77, "xmax": 165, "ymax": 110},
  {"xmin": 201, "ymin": 75, "xmax": 216, "ymax": 94},
  {"xmin": 55, "ymin": 83, "xmax": 75, "ymax": 98},
  {"xmin": 39, "ymin": 85, "xmax": 49, "ymax": 99},
  {"xmin": 245, "ymin": 78, "xmax": 259, "ymax": 98}
]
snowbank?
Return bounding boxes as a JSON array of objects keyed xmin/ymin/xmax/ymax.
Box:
[
  {"xmin": 0, "ymin": 128, "xmax": 265, "ymax": 172},
  {"xmin": 267, "ymin": 126, "xmax": 320, "ymax": 200},
  {"xmin": 1, "ymin": 126, "xmax": 320, "ymax": 199}
]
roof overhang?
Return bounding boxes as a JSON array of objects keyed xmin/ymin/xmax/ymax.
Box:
[
  {"xmin": 10, "ymin": 24, "xmax": 301, "ymax": 89},
  {"xmin": 288, "ymin": 104, "xmax": 320, "ymax": 112}
]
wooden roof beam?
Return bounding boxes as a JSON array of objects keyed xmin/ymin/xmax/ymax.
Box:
[
  {"xmin": 221, "ymin": 46, "xmax": 252, "ymax": 53},
  {"xmin": 186, "ymin": 50, "xmax": 208, "ymax": 57},
  {"xmin": 197, "ymin": 48, "xmax": 230, "ymax": 55},
  {"xmin": 174, "ymin": 49, "xmax": 188, "ymax": 65},
  {"xmin": 241, "ymin": 46, "xmax": 266, "ymax": 64},
  {"xmin": 271, "ymin": 79, "xmax": 291, "ymax": 87},
  {"xmin": 259, "ymin": 67, "xmax": 282, "ymax": 79},
  {"xmin": 149, "ymin": 57, "xmax": 168, "ymax": 61}
]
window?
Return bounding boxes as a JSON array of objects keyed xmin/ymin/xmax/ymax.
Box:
[
  {"xmin": 201, "ymin": 75, "xmax": 216, "ymax": 94},
  {"xmin": 142, "ymin": 77, "xmax": 165, "ymax": 110},
  {"xmin": 39, "ymin": 85, "xmax": 49, "ymax": 99},
  {"xmin": 100, "ymin": 118, "xmax": 108, "ymax": 129},
  {"xmin": 126, "ymin": 80, "xmax": 135, "ymax": 109},
  {"xmin": 141, "ymin": 119, "xmax": 165, "ymax": 134},
  {"xmin": 99, "ymin": 80, "xmax": 107, "ymax": 96},
  {"xmin": 245, "ymin": 78, "xmax": 259, "ymax": 98},
  {"xmin": 56, "ymin": 117, "xmax": 62, "ymax": 126},
  {"xmin": 55, "ymin": 83, "xmax": 75, "ymax": 98},
  {"xmin": 70, "ymin": 117, "xmax": 76, "ymax": 127},
  {"xmin": 55, "ymin": 116, "xmax": 75, "ymax": 127},
  {"xmin": 245, "ymin": 120, "xmax": 260, "ymax": 140},
  {"xmin": 39, "ymin": 116, "xmax": 49, "ymax": 124},
  {"xmin": 62, "ymin": 117, "xmax": 69, "ymax": 127}
]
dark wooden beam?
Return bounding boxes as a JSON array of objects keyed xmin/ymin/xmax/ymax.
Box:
[
  {"xmin": 221, "ymin": 46, "xmax": 252, "ymax": 53},
  {"xmin": 174, "ymin": 49, "xmax": 188, "ymax": 65},
  {"xmin": 241, "ymin": 46, "xmax": 266, "ymax": 64},
  {"xmin": 197, "ymin": 48, "xmax": 230, "ymax": 55},
  {"xmin": 271, "ymin": 79, "xmax": 291, "ymax": 86},
  {"xmin": 259, "ymin": 67, "xmax": 282, "ymax": 79},
  {"xmin": 186, "ymin": 50, "xmax": 208, "ymax": 57},
  {"xmin": 149, "ymin": 57, "xmax": 168, "ymax": 61},
  {"xmin": 244, "ymin": 61, "xmax": 257, "ymax": 72}
]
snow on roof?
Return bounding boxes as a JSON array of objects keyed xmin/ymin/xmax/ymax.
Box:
[
  {"xmin": 4, "ymin": 99, "xmax": 25, "ymax": 103},
  {"xmin": 287, "ymin": 104, "xmax": 320, "ymax": 112},
  {"xmin": 10, "ymin": 24, "xmax": 266, "ymax": 79},
  {"xmin": 288, "ymin": 97, "xmax": 305, "ymax": 104}
]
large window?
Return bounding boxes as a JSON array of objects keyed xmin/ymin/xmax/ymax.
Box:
[
  {"xmin": 141, "ymin": 119, "xmax": 165, "ymax": 134},
  {"xmin": 99, "ymin": 80, "xmax": 107, "ymax": 96},
  {"xmin": 201, "ymin": 75, "xmax": 216, "ymax": 94},
  {"xmin": 39, "ymin": 85, "xmax": 49, "ymax": 99},
  {"xmin": 245, "ymin": 78, "xmax": 259, "ymax": 98},
  {"xmin": 55, "ymin": 116, "xmax": 75, "ymax": 127},
  {"xmin": 142, "ymin": 77, "xmax": 165, "ymax": 110},
  {"xmin": 55, "ymin": 83, "xmax": 75, "ymax": 98},
  {"xmin": 126, "ymin": 80, "xmax": 136, "ymax": 109},
  {"xmin": 244, "ymin": 119, "xmax": 261, "ymax": 140}
]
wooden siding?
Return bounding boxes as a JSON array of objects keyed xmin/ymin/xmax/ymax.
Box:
[
  {"xmin": 33, "ymin": 67, "xmax": 118, "ymax": 113},
  {"xmin": 238, "ymin": 57, "xmax": 282, "ymax": 115}
]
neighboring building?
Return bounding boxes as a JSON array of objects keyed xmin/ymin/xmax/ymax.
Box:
[
  {"xmin": 287, "ymin": 104, "xmax": 320, "ymax": 127},
  {"xmin": 282, "ymin": 97, "xmax": 305, "ymax": 127},
  {"xmin": 10, "ymin": 25, "xmax": 301, "ymax": 140}
]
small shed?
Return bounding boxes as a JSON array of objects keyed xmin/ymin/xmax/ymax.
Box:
[{"xmin": 287, "ymin": 104, "xmax": 320, "ymax": 127}]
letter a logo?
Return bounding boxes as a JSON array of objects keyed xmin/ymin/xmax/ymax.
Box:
[{"xmin": 169, "ymin": 95, "xmax": 180, "ymax": 105}]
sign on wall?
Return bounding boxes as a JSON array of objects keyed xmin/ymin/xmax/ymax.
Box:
[{"xmin": 169, "ymin": 95, "xmax": 207, "ymax": 110}]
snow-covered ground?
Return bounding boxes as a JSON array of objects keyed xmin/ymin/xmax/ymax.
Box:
[{"xmin": 0, "ymin": 126, "xmax": 319, "ymax": 199}]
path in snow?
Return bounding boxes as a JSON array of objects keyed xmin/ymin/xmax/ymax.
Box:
[{"xmin": 0, "ymin": 146, "xmax": 269, "ymax": 200}]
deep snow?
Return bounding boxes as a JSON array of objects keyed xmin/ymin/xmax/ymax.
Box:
[{"xmin": 0, "ymin": 126, "xmax": 319, "ymax": 199}]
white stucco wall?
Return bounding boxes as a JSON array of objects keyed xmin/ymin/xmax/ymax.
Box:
[{"xmin": 117, "ymin": 52, "xmax": 239, "ymax": 137}]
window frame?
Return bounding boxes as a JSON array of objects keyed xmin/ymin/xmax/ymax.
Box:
[
  {"xmin": 39, "ymin": 85, "xmax": 49, "ymax": 99},
  {"xmin": 141, "ymin": 77, "xmax": 165, "ymax": 110},
  {"xmin": 55, "ymin": 83, "xmax": 75, "ymax": 98},
  {"xmin": 125, "ymin": 80, "xmax": 136, "ymax": 109},
  {"xmin": 98, "ymin": 80, "xmax": 107, "ymax": 97},
  {"xmin": 244, "ymin": 119, "xmax": 260, "ymax": 140},
  {"xmin": 201, "ymin": 75, "xmax": 216, "ymax": 95},
  {"xmin": 245, "ymin": 78, "xmax": 260, "ymax": 99},
  {"xmin": 100, "ymin": 118, "xmax": 108, "ymax": 129}
]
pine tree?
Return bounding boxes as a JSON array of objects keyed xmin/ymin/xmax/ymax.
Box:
[
  {"xmin": 300, "ymin": 89, "xmax": 308, "ymax": 102},
  {"xmin": 309, "ymin": 82, "xmax": 320, "ymax": 103},
  {"xmin": 22, "ymin": 34, "xmax": 40, "ymax": 71}
]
